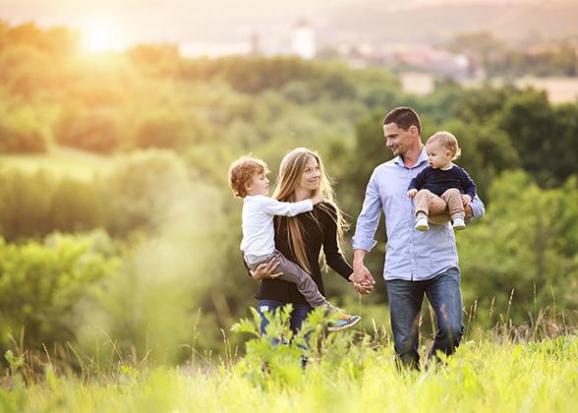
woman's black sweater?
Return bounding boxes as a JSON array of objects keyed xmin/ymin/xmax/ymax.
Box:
[{"xmin": 256, "ymin": 202, "xmax": 353, "ymax": 304}]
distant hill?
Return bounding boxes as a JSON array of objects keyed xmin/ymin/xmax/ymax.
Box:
[{"xmin": 321, "ymin": 1, "xmax": 578, "ymax": 46}]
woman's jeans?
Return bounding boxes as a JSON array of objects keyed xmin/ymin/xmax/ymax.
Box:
[
  {"xmin": 257, "ymin": 299, "xmax": 313, "ymax": 336},
  {"xmin": 386, "ymin": 267, "xmax": 464, "ymax": 369}
]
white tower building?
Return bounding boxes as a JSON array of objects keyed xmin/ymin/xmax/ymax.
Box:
[{"xmin": 291, "ymin": 18, "xmax": 316, "ymax": 59}]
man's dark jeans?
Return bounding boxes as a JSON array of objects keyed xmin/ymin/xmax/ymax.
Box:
[{"xmin": 386, "ymin": 267, "xmax": 464, "ymax": 369}]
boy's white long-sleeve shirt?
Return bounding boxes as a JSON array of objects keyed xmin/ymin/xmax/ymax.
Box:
[{"xmin": 240, "ymin": 195, "xmax": 313, "ymax": 256}]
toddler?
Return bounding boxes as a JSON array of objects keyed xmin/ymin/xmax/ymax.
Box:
[{"xmin": 407, "ymin": 131, "xmax": 477, "ymax": 231}]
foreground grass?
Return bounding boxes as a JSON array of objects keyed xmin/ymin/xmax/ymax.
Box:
[{"xmin": 1, "ymin": 335, "xmax": 576, "ymax": 413}]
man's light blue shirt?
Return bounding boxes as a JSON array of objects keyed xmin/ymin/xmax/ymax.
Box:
[{"xmin": 352, "ymin": 148, "xmax": 485, "ymax": 281}]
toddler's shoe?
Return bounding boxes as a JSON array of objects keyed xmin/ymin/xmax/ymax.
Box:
[
  {"xmin": 415, "ymin": 215, "xmax": 429, "ymax": 231},
  {"xmin": 452, "ymin": 217, "xmax": 466, "ymax": 230},
  {"xmin": 327, "ymin": 310, "xmax": 361, "ymax": 332}
]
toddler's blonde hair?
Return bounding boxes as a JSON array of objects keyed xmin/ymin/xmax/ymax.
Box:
[{"xmin": 427, "ymin": 131, "xmax": 462, "ymax": 160}]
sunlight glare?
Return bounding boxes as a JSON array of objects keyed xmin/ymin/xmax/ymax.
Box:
[{"xmin": 80, "ymin": 17, "xmax": 126, "ymax": 53}]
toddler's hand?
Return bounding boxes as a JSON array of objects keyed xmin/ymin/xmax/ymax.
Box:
[
  {"xmin": 407, "ymin": 189, "xmax": 418, "ymax": 198},
  {"xmin": 311, "ymin": 194, "xmax": 324, "ymax": 205},
  {"xmin": 461, "ymin": 194, "xmax": 472, "ymax": 207}
]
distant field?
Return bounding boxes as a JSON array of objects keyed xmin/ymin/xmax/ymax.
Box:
[
  {"xmin": 515, "ymin": 77, "xmax": 578, "ymax": 104},
  {"xmin": 0, "ymin": 147, "xmax": 112, "ymax": 181},
  {"xmin": 401, "ymin": 74, "xmax": 578, "ymax": 104}
]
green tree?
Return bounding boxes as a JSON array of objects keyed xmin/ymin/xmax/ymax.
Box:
[
  {"xmin": 57, "ymin": 108, "xmax": 120, "ymax": 154},
  {"xmin": 498, "ymin": 89, "xmax": 578, "ymax": 186},
  {"xmin": 460, "ymin": 171, "xmax": 578, "ymax": 325},
  {"xmin": 131, "ymin": 110, "xmax": 190, "ymax": 150}
]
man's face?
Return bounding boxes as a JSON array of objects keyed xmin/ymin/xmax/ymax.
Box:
[{"xmin": 383, "ymin": 122, "xmax": 417, "ymax": 156}]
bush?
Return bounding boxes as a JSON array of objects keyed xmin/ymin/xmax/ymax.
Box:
[{"xmin": 0, "ymin": 232, "xmax": 119, "ymax": 350}]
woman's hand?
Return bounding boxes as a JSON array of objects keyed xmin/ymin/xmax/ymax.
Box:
[
  {"xmin": 352, "ymin": 280, "xmax": 374, "ymax": 295},
  {"xmin": 349, "ymin": 271, "xmax": 374, "ymax": 295},
  {"xmin": 250, "ymin": 258, "xmax": 282, "ymax": 280},
  {"xmin": 311, "ymin": 193, "xmax": 324, "ymax": 205}
]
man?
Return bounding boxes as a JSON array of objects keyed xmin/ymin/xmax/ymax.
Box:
[{"xmin": 350, "ymin": 107, "xmax": 485, "ymax": 369}]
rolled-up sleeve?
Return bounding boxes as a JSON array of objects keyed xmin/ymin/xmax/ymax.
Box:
[
  {"xmin": 470, "ymin": 194, "xmax": 485, "ymax": 220},
  {"xmin": 352, "ymin": 171, "xmax": 382, "ymax": 252}
]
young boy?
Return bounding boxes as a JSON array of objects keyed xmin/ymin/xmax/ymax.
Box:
[
  {"xmin": 228, "ymin": 156, "xmax": 360, "ymax": 332},
  {"xmin": 407, "ymin": 131, "xmax": 477, "ymax": 231}
]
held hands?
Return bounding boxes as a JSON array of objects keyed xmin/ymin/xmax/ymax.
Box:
[
  {"xmin": 311, "ymin": 193, "xmax": 324, "ymax": 205},
  {"xmin": 250, "ymin": 259, "xmax": 282, "ymax": 280},
  {"xmin": 461, "ymin": 194, "xmax": 472, "ymax": 207},
  {"xmin": 407, "ymin": 189, "xmax": 418, "ymax": 198},
  {"xmin": 349, "ymin": 263, "xmax": 376, "ymax": 295}
]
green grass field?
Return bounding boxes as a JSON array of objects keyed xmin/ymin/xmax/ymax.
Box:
[{"xmin": 1, "ymin": 334, "xmax": 576, "ymax": 413}]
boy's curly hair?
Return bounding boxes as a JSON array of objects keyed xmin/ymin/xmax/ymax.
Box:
[{"xmin": 228, "ymin": 156, "xmax": 269, "ymax": 198}]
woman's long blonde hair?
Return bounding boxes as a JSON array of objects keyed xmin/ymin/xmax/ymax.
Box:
[{"xmin": 273, "ymin": 148, "xmax": 348, "ymax": 273}]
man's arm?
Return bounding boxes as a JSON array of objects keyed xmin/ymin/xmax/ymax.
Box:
[
  {"xmin": 350, "ymin": 249, "xmax": 375, "ymax": 294},
  {"xmin": 351, "ymin": 171, "xmax": 382, "ymax": 291},
  {"xmin": 352, "ymin": 171, "xmax": 382, "ymax": 253},
  {"xmin": 468, "ymin": 194, "xmax": 485, "ymax": 221}
]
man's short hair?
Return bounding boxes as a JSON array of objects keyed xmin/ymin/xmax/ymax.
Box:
[
  {"xmin": 383, "ymin": 107, "xmax": 421, "ymax": 134},
  {"xmin": 228, "ymin": 156, "xmax": 269, "ymax": 198}
]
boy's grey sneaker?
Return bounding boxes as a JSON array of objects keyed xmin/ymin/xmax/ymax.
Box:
[
  {"xmin": 452, "ymin": 217, "xmax": 466, "ymax": 230},
  {"xmin": 415, "ymin": 215, "xmax": 429, "ymax": 231},
  {"xmin": 327, "ymin": 313, "xmax": 361, "ymax": 332}
]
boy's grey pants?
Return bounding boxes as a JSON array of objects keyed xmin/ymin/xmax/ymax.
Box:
[{"xmin": 245, "ymin": 250, "xmax": 328, "ymax": 308}]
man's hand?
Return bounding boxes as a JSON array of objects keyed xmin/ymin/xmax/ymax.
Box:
[
  {"xmin": 352, "ymin": 250, "xmax": 376, "ymax": 284},
  {"xmin": 351, "ymin": 263, "xmax": 375, "ymax": 285},
  {"xmin": 461, "ymin": 194, "xmax": 472, "ymax": 207},
  {"xmin": 351, "ymin": 250, "xmax": 376, "ymax": 295},
  {"xmin": 250, "ymin": 259, "xmax": 282, "ymax": 280},
  {"xmin": 349, "ymin": 273, "xmax": 375, "ymax": 295},
  {"xmin": 407, "ymin": 189, "xmax": 418, "ymax": 198}
]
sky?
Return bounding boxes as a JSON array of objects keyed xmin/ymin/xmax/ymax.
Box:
[
  {"xmin": 0, "ymin": 1, "xmax": 535, "ymax": 39},
  {"xmin": 2, "ymin": 0, "xmax": 349, "ymax": 38},
  {"xmin": 0, "ymin": 0, "xmax": 560, "ymax": 52}
]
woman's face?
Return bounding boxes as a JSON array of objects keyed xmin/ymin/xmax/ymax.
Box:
[{"xmin": 297, "ymin": 155, "xmax": 322, "ymax": 193}]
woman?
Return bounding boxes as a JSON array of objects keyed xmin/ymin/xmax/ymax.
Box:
[{"xmin": 250, "ymin": 147, "xmax": 357, "ymax": 333}]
